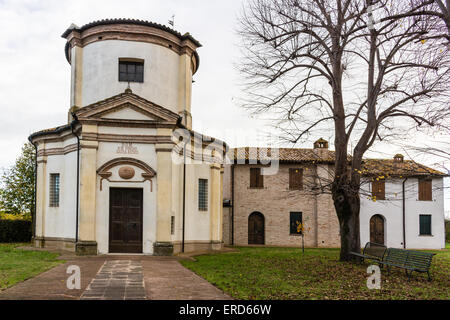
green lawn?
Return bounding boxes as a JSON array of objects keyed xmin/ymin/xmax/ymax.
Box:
[
  {"xmin": 0, "ymin": 243, "xmax": 64, "ymax": 290},
  {"xmin": 181, "ymin": 245, "xmax": 450, "ymax": 300}
]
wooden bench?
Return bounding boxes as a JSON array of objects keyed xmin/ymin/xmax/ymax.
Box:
[
  {"xmin": 349, "ymin": 242, "xmax": 387, "ymax": 264},
  {"xmin": 380, "ymin": 248, "xmax": 435, "ymax": 281}
]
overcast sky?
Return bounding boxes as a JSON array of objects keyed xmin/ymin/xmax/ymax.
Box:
[{"xmin": 0, "ymin": 0, "xmax": 448, "ymax": 212}]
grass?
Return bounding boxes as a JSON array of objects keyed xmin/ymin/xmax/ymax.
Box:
[
  {"xmin": 181, "ymin": 245, "xmax": 450, "ymax": 300},
  {"xmin": 0, "ymin": 243, "xmax": 64, "ymax": 291}
]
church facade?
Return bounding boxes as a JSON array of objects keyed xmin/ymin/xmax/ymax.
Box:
[{"xmin": 29, "ymin": 19, "xmax": 225, "ymax": 255}]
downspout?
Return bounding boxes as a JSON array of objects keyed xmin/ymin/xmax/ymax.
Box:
[
  {"xmin": 402, "ymin": 177, "xmax": 408, "ymax": 249},
  {"xmin": 181, "ymin": 115, "xmax": 188, "ymax": 253},
  {"xmin": 29, "ymin": 139, "xmax": 38, "ymax": 240},
  {"xmin": 182, "ymin": 140, "xmax": 187, "ymax": 253},
  {"xmin": 70, "ymin": 113, "xmax": 80, "ymax": 244},
  {"xmin": 231, "ymin": 164, "xmax": 235, "ymax": 245}
]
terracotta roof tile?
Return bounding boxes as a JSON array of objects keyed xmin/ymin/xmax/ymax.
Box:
[{"xmin": 229, "ymin": 147, "xmax": 446, "ymax": 177}]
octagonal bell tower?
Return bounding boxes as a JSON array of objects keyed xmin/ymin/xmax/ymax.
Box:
[{"xmin": 62, "ymin": 19, "xmax": 201, "ymax": 128}]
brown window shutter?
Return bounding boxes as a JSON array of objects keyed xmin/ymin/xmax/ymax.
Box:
[
  {"xmin": 257, "ymin": 169, "xmax": 264, "ymax": 188},
  {"xmin": 419, "ymin": 178, "xmax": 432, "ymax": 201},
  {"xmin": 372, "ymin": 180, "xmax": 385, "ymax": 200},
  {"xmin": 427, "ymin": 179, "xmax": 432, "ymax": 200},
  {"xmin": 250, "ymin": 168, "xmax": 263, "ymax": 188},
  {"xmin": 289, "ymin": 168, "xmax": 303, "ymax": 190}
]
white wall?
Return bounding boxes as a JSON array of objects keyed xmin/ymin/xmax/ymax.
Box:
[
  {"xmin": 360, "ymin": 178, "xmax": 445, "ymax": 249},
  {"xmin": 43, "ymin": 138, "xmax": 78, "ymax": 240},
  {"xmin": 81, "ymin": 40, "xmax": 180, "ymax": 111}
]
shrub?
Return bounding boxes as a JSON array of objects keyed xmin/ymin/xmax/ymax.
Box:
[{"xmin": 0, "ymin": 220, "xmax": 32, "ymax": 242}]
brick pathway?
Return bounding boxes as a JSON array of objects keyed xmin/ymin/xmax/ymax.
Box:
[
  {"xmin": 0, "ymin": 249, "xmax": 232, "ymax": 300},
  {"xmin": 81, "ymin": 260, "xmax": 146, "ymax": 300}
]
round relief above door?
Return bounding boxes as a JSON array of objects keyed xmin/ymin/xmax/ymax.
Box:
[{"xmin": 118, "ymin": 166, "xmax": 135, "ymax": 179}]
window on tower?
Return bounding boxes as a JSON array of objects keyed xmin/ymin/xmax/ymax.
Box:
[{"xmin": 119, "ymin": 59, "xmax": 144, "ymax": 83}]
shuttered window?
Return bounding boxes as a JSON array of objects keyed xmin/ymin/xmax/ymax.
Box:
[
  {"xmin": 289, "ymin": 168, "xmax": 303, "ymax": 190},
  {"xmin": 290, "ymin": 212, "xmax": 303, "ymax": 235},
  {"xmin": 49, "ymin": 174, "xmax": 60, "ymax": 207},
  {"xmin": 372, "ymin": 180, "xmax": 385, "ymax": 200},
  {"xmin": 250, "ymin": 168, "xmax": 264, "ymax": 188},
  {"xmin": 419, "ymin": 215, "xmax": 432, "ymax": 235},
  {"xmin": 198, "ymin": 179, "xmax": 208, "ymax": 211},
  {"xmin": 418, "ymin": 178, "xmax": 432, "ymax": 201}
]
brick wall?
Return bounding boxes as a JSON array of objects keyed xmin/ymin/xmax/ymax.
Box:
[{"xmin": 223, "ymin": 163, "xmax": 341, "ymax": 247}]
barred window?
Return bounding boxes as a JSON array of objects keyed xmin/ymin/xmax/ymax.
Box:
[
  {"xmin": 171, "ymin": 216, "xmax": 175, "ymax": 235},
  {"xmin": 49, "ymin": 174, "xmax": 60, "ymax": 207},
  {"xmin": 119, "ymin": 60, "xmax": 144, "ymax": 83},
  {"xmin": 198, "ymin": 179, "xmax": 208, "ymax": 211}
]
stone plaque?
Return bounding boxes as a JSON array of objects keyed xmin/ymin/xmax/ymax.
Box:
[
  {"xmin": 118, "ymin": 166, "xmax": 135, "ymax": 180},
  {"xmin": 117, "ymin": 142, "xmax": 138, "ymax": 154}
]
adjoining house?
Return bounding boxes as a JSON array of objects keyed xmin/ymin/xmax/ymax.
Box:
[
  {"xmin": 222, "ymin": 141, "xmax": 447, "ymax": 249},
  {"xmin": 29, "ymin": 19, "xmax": 225, "ymax": 255}
]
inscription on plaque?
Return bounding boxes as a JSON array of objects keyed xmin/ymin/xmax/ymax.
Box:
[{"xmin": 116, "ymin": 143, "xmax": 138, "ymax": 154}]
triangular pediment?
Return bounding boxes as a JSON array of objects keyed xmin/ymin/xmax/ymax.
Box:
[{"xmin": 75, "ymin": 91, "xmax": 180, "ymax": 123}]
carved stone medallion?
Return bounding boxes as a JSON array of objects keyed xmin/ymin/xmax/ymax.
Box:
[{"xmin": 118, "ymin": 166, "xmax": 135, "ymax": 179}]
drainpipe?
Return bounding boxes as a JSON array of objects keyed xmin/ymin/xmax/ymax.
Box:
[
  {"xmin": 70, "ymin": 113, "xmax": 80, "ymax": 244},
  {"xmin": 29, "ymin": 139, "xmax": 38, "ymax": 240},
  {"xmin": 231, "ymin": 164, "xmax": 235, "ymax": 245},
  {"xmin": 182, "ymin": 140, "xmax": 187, "ymax": 253},
  {"xmin": 181, "ymin": 114, "xmax": 188, "ymax": 253},
  {"xmin": 402, "ymin": 177, "xmax": 408, "ymax": 249}
]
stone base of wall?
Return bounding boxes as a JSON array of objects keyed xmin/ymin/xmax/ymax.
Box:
[
  {"xmin": 75, "ymin": 241, "xmax": 98, "ymax": 255},
  {"xmin": 33, "ymin": 237, "xmax": 98, "ymax": 255},
  {"xmin": 153, "ymin": 242, "xmax": 174, "ymax": 256},
  {"xmin": 33, "ymin": 236, "xmax": 77, "ymax": 252},
  {"xmin": 172, "ymin": 240, "xmax": 223, "ymax": 254}
]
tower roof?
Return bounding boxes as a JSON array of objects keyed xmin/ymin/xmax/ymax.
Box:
[{"xmin": 61, "ymin": 18, "xmax": 201, "ymax": 46}]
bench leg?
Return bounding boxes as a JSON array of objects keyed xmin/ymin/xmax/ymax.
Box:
[
  {"xmin": 427, "ymin": 271, "xmax": 432, "ymax": 282},
  {"xmin": 406, "ymin": 270, "xmax": 412, "ymax": 281},
  {"xmin": 387, "ymin": 266, "xmax": 391, "ymax": 276}
]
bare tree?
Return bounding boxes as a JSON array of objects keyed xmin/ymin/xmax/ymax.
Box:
[{"xmin": 237, "ymin": 0, "xmax": 450, "ymax": 260}]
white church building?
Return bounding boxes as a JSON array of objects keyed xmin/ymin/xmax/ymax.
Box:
[{"xmin": 29, "ymin": 19, "xmax": 226, "ymax": 255}]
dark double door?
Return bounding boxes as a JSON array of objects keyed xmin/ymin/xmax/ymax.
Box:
[
  {"xmin": 109, "ymin": 188, "xmax": 143, "ymax": 253},
  {"xmin": 248, "ymin": 212, "xmax": 265, "ymax": 245}
]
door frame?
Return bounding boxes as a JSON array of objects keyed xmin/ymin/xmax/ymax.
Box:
[
  {"xmin": 248, "ymin": 211, "xmax": 265, "ymax": 245},
  {"xmin": 108, "ymin": 187, "xmax": 144, "ymax": 253},
  {"xmin": 369, "ymin": 214, "xmax": 385, "ymax": 245}
]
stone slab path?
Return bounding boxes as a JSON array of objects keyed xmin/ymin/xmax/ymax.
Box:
[
  {"xmin": 0, "ymin": 253, "xmax": 232, "ymax": 300},
  {"xmin": 81, "ymin": 260, "xmax": 146, "ymax": 300}
]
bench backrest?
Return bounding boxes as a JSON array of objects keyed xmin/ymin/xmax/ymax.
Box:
[
  {"xmin": 385, "ymin": 248, "xmax": 434, "ymax": 271},
  {"xmin": 363, "ymin": 242, "xmax": 387, "ymax": 259}
]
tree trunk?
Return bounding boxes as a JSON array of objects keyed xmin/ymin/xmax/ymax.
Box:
[{"xmin": 332, "ymin": 181, "xmax": 361, "ymax": 261}]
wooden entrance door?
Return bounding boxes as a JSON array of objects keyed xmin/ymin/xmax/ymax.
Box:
[
  {"xmin": 109, "ymin": 188, "xmax": 143, "ymax": 253},
  {"xmin": 370, "ymin": 214, "xmax": 385, "ymax": 245},
  {"xmin": 248, "ymin": 212, "xmax": 265, "ymax": 245}
]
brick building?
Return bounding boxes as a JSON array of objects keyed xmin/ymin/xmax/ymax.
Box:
[{"xmin": 222, "ymin": 139, "xmax": 447, "ymax": 249}]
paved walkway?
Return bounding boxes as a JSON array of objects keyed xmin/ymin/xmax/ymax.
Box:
[
  {"xmin": 0, "ymin": 253, "xmax": 231, "ymax": 300},
  {"xmin": 81, "ymin": 260, "xmax": 146, "ymax": 300}
]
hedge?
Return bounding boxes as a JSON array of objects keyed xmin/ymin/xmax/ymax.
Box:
[
  {"xmin": 446, "ymin": 220, "xmax": 450, "ymax": 243},
  {"xmin": 0, "ymin": 219, "xmax": 32, "ymax": 242}
]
